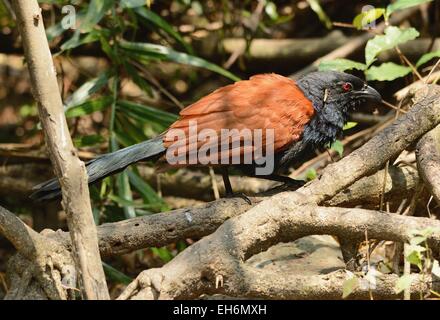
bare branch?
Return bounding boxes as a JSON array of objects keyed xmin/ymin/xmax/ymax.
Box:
[
  {"xmin": 417, "ymin": 124, "xmax": 440, "ymax": 206},
  {"xmin": 41, "ymin": 165, "xmax": 416, "ymax": 257},
  {"xmin": 11, "ymin": 0, "xmax": 108, "ymax": 299},
  {"xmin": 0, "ymin": 205, "xmax": 75, "ymax": 300},
  {"xmin": 118, "ymin": 206, "xmax": 440, "ymax": 299}
]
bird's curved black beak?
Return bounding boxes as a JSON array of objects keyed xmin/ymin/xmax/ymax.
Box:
[{"xmin": 356, "ymin": 84, "xmax": 382, "ymax": 103}]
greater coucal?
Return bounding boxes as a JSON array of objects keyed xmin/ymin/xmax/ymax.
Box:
[{"xmin": 31, "ymin": 71, "xmax": 381, "ymax": 201}]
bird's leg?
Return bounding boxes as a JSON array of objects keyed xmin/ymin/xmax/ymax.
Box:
[
  {"xmin": 220, "ymin": 167, "xmax": 233, "ymax": 195},
  {"xmin": 220, "ymin": 167, "xmax": 252, "ymax": 205}
]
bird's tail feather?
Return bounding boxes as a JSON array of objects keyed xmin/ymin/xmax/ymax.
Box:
[{"xmin": 30, "ymin": 135, "xmax": 166, "ymax": 201}]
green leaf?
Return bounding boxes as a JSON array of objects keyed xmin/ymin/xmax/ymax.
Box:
[
  {"xmin": 102, "ymin": 262, "xmax": 133, "ymax": 285},
  {"xmin": 120, "ymin": 0, "xmax": 145, "ymax": 8},
  {"xmin": 120, "ymin": 41, "xmax": 240, "ymax": 82},
  {"xmin": 306, "ymin": 169, "xmax": 317, "ymax": 181},
  {"xmin": 134, "ymin": 7, "xmax": 193, "ymax": 54},
  {"xmin": 365, "ymin": 26, "xmax": 419, "ymax": 66},
  {"xmin": 410, "ymin": 227, "xmax": 440, "ymax": 238},
  {"xmin": 331, "ymin": 140, "xmax": 344, "ymax": 157},
  {"xmin": 65, "ymin": 71, "xmax": 112, "ymax": 109},
  {"xmin": 319, "ymin": 59, "xmax": 367, "ymax": 72},
  {"xmin": 116, "ymin": 100, "xmax": 178, "ymax": 128},
  {"xmin": 265, "ymin": 2, "xmax": 279, "ymax": 21},
  {"xmin": 73, "ymin": 134, "xmax": 105, "ymax": 148},
  {"xmin": 127, "ymin": 170, "xmax": 169, "ymax": 211},
  {"xmin": 66, "ymin": 97, "xmax": 113, "ymax": 118},
  {"xmin": 151, "ymin": 247, "xmax": 174, "ymax": 263},
  {"xmin": 80, "ymin": 0, "xmax": 115, "ymax": 33},
  {"xmin": 395, "ymin": 274, "xmax": 414, "ymax": 294},
  {"xmin": 409, "ymin": 236, "xmax": 427, "ymax": 245},
  {"xmin": 343, "ymin": 122, "xmax": 358, "ymax": 130},
  {"xmin": 406, "ymin": 251, "xmax": 423, "ymax": 270},
  {"xmin": 115, "ymin": 114, "xmax": 149, "ymax": 144},
  {"xmin": 416, "ymin": 50, "xmax": 440, "ymax": 68},
  {"xmin": 306, "ymin": 0, "xmax": 332, "ymax": 29},
  {"xmin": 46, "ymin": 10, "xmax": 88, "ymax": 43},
  {"xmin": 386, "ymin": 0, "xmax": 434, "ymax": 19},
  {"xmin": 116, "ymin": 171, "xmax": 136, "ymax": 219},
  {"xmin": 342, "ymin": 273, "xmax": 359, "ymax": 298},
  {"xmin": 353, "ymin": 8, "xmax": 385, "ymax": 30},
  {"xmin": 46, "ymin": 23, "xmax": 66, "ymax": 42},
  {"xmin": 406, "ymin": 244, "xmax": 426, "ymax": 270},
  {"xmin": 107, "ymin": 194, "xmax": 157, "ymax": 209},
  {"xmin": 99, "ymin": 31, "xmax": 120, "ymax": 63},
  {"xmin": 365, "ymin": 62, "xmax": 412, "ymax": 81},
  {"xmin": 123, "ymin": 62, "xmax": 154, "ymax": 97},
  {"xmin": 60, "ymin": 29, "xmax": 103, "ymax": 51}
]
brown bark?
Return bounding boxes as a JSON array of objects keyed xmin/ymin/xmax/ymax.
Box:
[
  {"xmin": 1, "ymin": 205, "xmax": 75, "ymax": 300},
  {"xmin": 11, "ymin": 0, "xmax": 108, "ymax": 299},
  {"xmin": 118, "ymin": 206, "xmax": 440, "ymax": 299},
  {"xmin": 39, "ymin": 165, "xmax": 416, "ymax": 258},
  {"xmin": 417, "ymin": 124, "xmax": 440, "ymax": 206}
]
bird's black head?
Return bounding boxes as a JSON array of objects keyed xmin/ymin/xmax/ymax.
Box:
[{"xmin": 297, "ymin": 71, "xmax": 382, "ymax": 148}]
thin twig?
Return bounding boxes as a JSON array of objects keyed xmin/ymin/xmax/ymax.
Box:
[
  {"xmin": 382, "ymin": 100, "xmax": 407, "ymax": 113},
  {"xmin": 209, "ymin": 167, "xmax": 220, "ymax": 200},
  {"xmin": 396, "ymin": 46, "xmax": 423, "ymax": 81},
  {"xmin": 426, "ymin": 58, "xmax": 440, "ymax": 84}
]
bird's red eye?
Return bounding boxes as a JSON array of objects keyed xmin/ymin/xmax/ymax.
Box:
[{"xmin": 342, "ymin": 82, "xmax": 353, "ymax": 92}]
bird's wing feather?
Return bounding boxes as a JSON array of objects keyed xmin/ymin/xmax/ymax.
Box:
[{"xmin": 162, "ymin": 74, "xmax": 315, "ymax": 166}]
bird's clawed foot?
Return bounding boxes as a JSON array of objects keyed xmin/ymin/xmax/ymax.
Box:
[
  {"xmin": 281, "ymin": 179, "xmax": 306, "ymax": 190},
  {"xmin": 267, "ymin": 178, "xmax": 306, "ymax": 193},
  {"xmin": 224, "ymin": 192, "xmax": 253, "ymax": 205}
]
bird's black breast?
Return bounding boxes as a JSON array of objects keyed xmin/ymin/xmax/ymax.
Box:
[{"xmin": 302, "ymin": 108, "xmax": 346, "ymax": 148}]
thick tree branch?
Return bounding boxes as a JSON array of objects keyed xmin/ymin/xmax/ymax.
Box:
[
  {"xmin": 0, "ymin": 205, "xmax": 75, "ymax": 300},
  {"xmin": 118, "ymin": 206, "xmax": 440, "ymax": 299},
  {"xmin": 12, "ymin": 0, "xmax": 108, "ymax": 299},
  {"xmin": 201, "ymin": 269, "xmax": 439, "ymax": 300},
  {"xmin": 42, "ymin": 165, "xmax": 416, "ymax": 257},
  {"xmin": 416, "ymin": 124, "xmax": 440, "ymax": 206},
  {"xmin": 0, "ymin": 205, "xmax": 48, "ymax": 260},
  {"xmin": 221, "ymin": 31, "xmax": 348, "ymax": 61},
  {"xmin": 324, "ymin": 165, "xmax": 419, "ymax": 209}
]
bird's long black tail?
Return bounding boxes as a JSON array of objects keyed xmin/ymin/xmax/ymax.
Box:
[{"xmin": 30, "ymin": 135, "xmax": 166, "ymax": 201}]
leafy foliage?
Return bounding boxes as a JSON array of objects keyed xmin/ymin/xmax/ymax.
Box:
[
  {"xmin": 342, "ymin": 271, "xmax": 359, "ymax": 298},
  {"xmin": 306, "ymin": 0, "xmax": 332, "ymax": 29},
  {"xmin": 365, "ymin": 26, "xmax": 419, "ymax": 66},
  {"xmin": 319, "ymin": 59, "xmax": 366, "ymax": 72},
  {"xmin": 386, "ymin": 0, "xmax": 434, "ymax": 19},
  {"xmin": 352, "ymin": 8, "xmax": 385, "ymax": 30},
  {"xmin": 365, "ymin": 62, "xmax": 412, "ymax": 81},
  {"xmin": 395, "ymin": 228, "xmax": 440, "ymax": 295},
  {"xmin": 416, "ymin": 50, "xmax": 440, "ymax": 68},
  {"xmin": 319, "ymin": 0, "xmax": 439, "ymax": 82}
]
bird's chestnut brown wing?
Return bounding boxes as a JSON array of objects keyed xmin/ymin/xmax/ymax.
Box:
[{"xmin": 161, "ymin": 74, "xmax": 315, "ymax": 167}]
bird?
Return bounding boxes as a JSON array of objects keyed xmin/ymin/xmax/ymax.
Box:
[{"xmin": 30, "ymin": 71, "xmax": 382, "ymax": 201}]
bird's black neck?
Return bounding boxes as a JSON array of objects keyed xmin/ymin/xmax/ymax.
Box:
[{"xmin": 297, "ymin": 78, "xmax": 350, "ymax": 148}]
